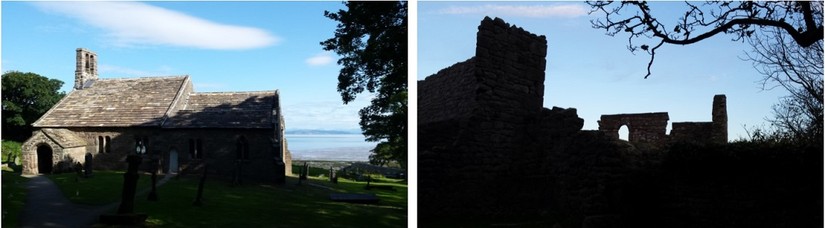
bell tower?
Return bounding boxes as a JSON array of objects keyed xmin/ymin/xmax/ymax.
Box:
[{"xmin": 74, "ymin": 48, "xmax": 98, "ymax": 90}]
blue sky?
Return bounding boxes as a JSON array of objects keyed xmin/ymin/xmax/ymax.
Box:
[
  {"xmin": 2, "ymin": 1, "xmax": 368, "ymax": 131},
  {"xmin": 418, "ymin": 2, "xmax": 790, "ymax": 140},
  {"xmin": 1, "ymin": 1, "xmax": 798, "ymax": 140}
]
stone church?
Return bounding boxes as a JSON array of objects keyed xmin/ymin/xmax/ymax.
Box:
[{"xmin": 21, "ymin": 48, "xmax": 291, "ymax": 183}]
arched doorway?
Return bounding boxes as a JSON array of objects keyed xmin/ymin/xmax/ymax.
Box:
[
  {"xmin": 36, "ymin": 145, "xmax": 53, "ymax": 174},
  {"xmin": 168, "ymin": 148, "xmax": 178, "ymax": 174}
]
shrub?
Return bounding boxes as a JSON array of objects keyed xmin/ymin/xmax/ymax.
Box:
[{"xmin": 1, "ymin": 141, "xmax": 22, "ymax": 164}]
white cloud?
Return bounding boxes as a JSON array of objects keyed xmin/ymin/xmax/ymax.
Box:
[
  {"xmin": 305, "ymin": 52, "xmax": 335, "ymax": 66},
  {"xmin": 32, "ymin": 2, "xmax": 279, "ymax": 50},
  {"xmin": 437, "ymin": 4, "xmax": 587, "ymax": 18}
]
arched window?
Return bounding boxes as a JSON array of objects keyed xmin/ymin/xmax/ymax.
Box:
[
  {"xmin": 236, "ymin": 137, "xmax": 249, "ymax": 160},
  {"xmin": 618, "ymin": 125, "xmax": 630, "ymax": 141},
  {"xmin": 189, "ymin": 139, "xmax": 195, "ymax": 158},
  {"xmin": 189, "ymin": 138, "xmax": 203, "ymax": 159},
  {"xmin": 98, "ymin": 136, "xmax": 104, "ymax": 153},
  {"xmin": 104, "ymin": 136, "xmax": 111, "ymax": 153},
  {"xmin": 196, "ymin": 139, "xmax": 203, "ymax": 159}
]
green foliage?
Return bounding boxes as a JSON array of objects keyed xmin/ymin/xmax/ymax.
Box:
[
  {"xmin": 1, "ymin": 71, "xmax": 65, "ymax": 141},
  {"xmin": 321, "ymin": 1, "xmax": 408, "ymax": 169},
  {"xmin": 2, "ymin": 171, "xmax": 28, "ymax": 227},
  {"xmin": 1, "ymin": 140, "xmax": 22, "ymax": 164}
]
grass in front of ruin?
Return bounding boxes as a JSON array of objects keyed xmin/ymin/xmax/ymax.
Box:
[{"xmin": 2, "ymin": 167, "xmax": 28, "ymax": 228}]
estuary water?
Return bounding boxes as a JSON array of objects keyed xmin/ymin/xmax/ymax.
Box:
[{"xmin": 285, "ymin": 134, "xmax": 375, "ymax": 161}]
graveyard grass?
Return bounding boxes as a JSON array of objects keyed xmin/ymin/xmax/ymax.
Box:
[
  {"xmin": 48, "ymin": 171, "xmax": 156, "ymax": 205},
  {"xmin": 2, "ymin": 169, "xmax": 28, "ymax": 228},
  {"xmin": 45, "ymin": 171, "xmax": 406, "ymax": 227}
]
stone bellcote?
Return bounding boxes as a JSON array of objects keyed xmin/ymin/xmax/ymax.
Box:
[{"xmin": 74, "ymin": 48, "xmax": 98, "ymax": 90}]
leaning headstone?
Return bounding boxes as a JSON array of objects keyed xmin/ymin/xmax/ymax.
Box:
[{"xmin": 84, "ymin": 153, "xmax": 93, "ymax": 177}]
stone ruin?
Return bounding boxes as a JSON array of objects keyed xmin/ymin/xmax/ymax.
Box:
[
  {"xmin": 598, "ymin": 94, "xmax": 727, "ymax": 145},
  {"xmin": 418, "ymin": 17, "xmax": 731, "ymax": 226}
]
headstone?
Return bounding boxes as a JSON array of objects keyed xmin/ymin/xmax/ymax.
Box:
[
  {"xmin": 193, "ymin": 165, "xmax": 207, "ymax": 206},
  {"xmin": 329, "ymin": 167, "xmax": 338, "ymax": 184},
  {"xmin": 84, "ymin": 153, "xmax": 93, "ymax": 177},
  {"xmin": 147, "ymin": 157, "xmax": 159, "ymax": 201},
  {"xmin": 117, "ymin": 155, "xmax": 142, "ymax": 213},
  {"xmin": 299, "ymin": 162, "xmax": 308, "ymax": 180}
]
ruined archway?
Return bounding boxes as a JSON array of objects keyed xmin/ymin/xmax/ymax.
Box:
[
  {"xmin": 36, "ymin": 144, "xmax": 53, "ymax": 174},
  {"xmin": 618, "ymin": 124, "xmax": 630, "ymax": 141}
]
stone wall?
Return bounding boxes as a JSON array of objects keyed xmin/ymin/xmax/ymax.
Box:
[
  {"xmin": 26, "ymin": 127, "xmax": 289, "ymax": 183},
  {"xmin": 598, "ymin": 112, "xmax": 669, "ymax": 144},
  {"xmin": 418, "ymin": 57, "xmax": 478, "ymax": 125},
  {"xmin": 670, "ymin": 122, "xmax": 714, "ymax": 144},
  {"xmin": 711, "ymin": 94, "xmax": 727, "ymax": 143},
  {"xmin": 599, "ymin": 94, "xmax": 728, "ymax": 145}
]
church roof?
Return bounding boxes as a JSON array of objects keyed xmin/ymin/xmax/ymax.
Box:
[
  {"xmin": 41, "ymin": 128, "xmax": 87, "ymax": 148},
  {"xmin": 164, "ymin": 91, "xmax": 278, "ymax": 128},
  {"xmin": 33, "ymin": 75, "xmax": 278, "ymax": 129}
]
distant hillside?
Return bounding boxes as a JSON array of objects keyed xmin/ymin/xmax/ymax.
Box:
[{"xmin": 285, "ymin": 129, "xmax": 361, "ymax": 135}]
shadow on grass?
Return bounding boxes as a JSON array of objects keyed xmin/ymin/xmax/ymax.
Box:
[
  {"xmin": 2, "ymin": 170, "xmax": 28, "ymax": 227},
  {"xmin": 132, "ymin": 175, "xmax": 407, "ymax": 227},
  {"xmin": 47, "ymin": 171, "xmax": 158, "ymax": 205}
]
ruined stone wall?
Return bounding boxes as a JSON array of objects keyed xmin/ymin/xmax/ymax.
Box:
[
  {"xmin": 670, "ymin": 122, "xmax": 714, "ymax": 144},
  {"xmin": 418, "ymin": 57, "xmax": 478, "ymax": 125},
  {"xmin": 711, "ymin": 94, "xmax": 728, "ymax": 143},
  {"xmin": 598, "ymin": 112, "xmax": 669, "ymax": 144},
  {"xmin": 419, "ymin": 17, "xmax": 550, "ymax": 216}
]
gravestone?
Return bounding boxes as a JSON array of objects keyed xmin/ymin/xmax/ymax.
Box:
[
  {"xmin": 329, "ymin": 167, "xmax": 338, "ymax": 184},
  {"xmin": 99, "ymin": 155, "xmax": 147, "ymax": 225},
  {"xmin": 84, "ymin": 153, "xmax": 93, "ymax": 177},
  {"xmin": 193, "ymin": 165, "xmax": 207, "ymax": 206},
  {"xmin": 148, "ymin": 157, "xmax": 160, "ymax": 201},
  {"xmin": 299, "ymin": 162, "xmax": 308, "ymax": 180}
]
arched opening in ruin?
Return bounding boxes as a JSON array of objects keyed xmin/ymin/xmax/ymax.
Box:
[
  {"xmin": 36, "ymin": 144, "xmax": 53, "ymax": 174},
  {"xmin": 618, "ymin": 125, "xmax": 630, "ymax": 141}
]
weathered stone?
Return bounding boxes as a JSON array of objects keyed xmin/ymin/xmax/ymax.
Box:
[{"xmin": 21, "ymin": 48, "xmax": 292, "ymax": 183}]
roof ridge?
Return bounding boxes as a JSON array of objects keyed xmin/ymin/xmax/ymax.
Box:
[
  {"xmin": 193, "ymin": 90, "xmax": 278, "ymax": 95},
  {"xmin": 160, "ymin": 75, "xmax": 191, "ymax": 127},
  {"xmin": 98, "ymin": 75, "xmax": 189, "ymax": 80}
]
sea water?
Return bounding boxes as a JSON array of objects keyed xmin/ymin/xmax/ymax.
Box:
[{"xmin": 285, "ymin": 134, "xmax": 376, "ymax": 161}]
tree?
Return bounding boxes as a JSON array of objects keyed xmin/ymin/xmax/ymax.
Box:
[
  {"xmin": 321, "ymin": 1, "xmax": 408, "ymax": 168},
  {"xmin": 1, "ymin": 71, "xmax": 65, "ymax": 142},
  {"xmin": 746, "ymin": 26, "xmax": 823, "ymax": 144},
  {"xmin": 587, "ymin": 1, "xmax": 823, "ymax": 78},
  {"xmin": 587, "ymin": 1, "xmax": 824, "ymax": 144}
]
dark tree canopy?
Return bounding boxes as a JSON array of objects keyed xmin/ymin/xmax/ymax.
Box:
[
  {"xmin": 2, "ymin": 71, "xmax": 66, "ymax": 142},
  {"xmin": 321, "ymin": 1, "xmax": 407, "ymax": 168},
  {"xmin": 588, "ymin": 1, "xmax": 824, "ymax": 78}
]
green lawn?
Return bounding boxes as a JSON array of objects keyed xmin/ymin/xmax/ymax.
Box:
[
  {"xmin": 2, "ymin": 170, "xmax": 28, "ymax": 228},
  {"xmin": 47, "ymin": 171, "xmax": 157, "ymax": 205},
  {"xmin": 133, "ymin": 176, "xmax": 406, "ymax": 227}
]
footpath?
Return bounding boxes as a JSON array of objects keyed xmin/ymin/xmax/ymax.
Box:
[{"xmin": 19, "ymin": 174, "xmax": 175, "ymax": 228}]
